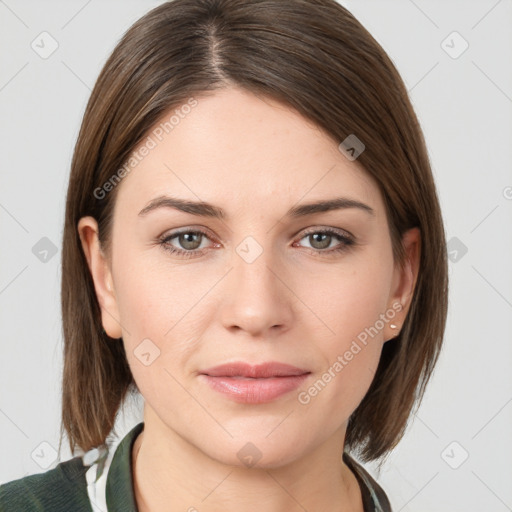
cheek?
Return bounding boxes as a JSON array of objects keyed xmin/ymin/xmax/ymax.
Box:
[
  {"xmin": 302, "ymin": 252, "xmax": 393, "ymax": 344},
  {"xmin": 114, "ymin": 248, "xmax": 207, "ymax": 336},
  {"xmin": 111, "ymin": 254, "xmax": 200, "ymax": 381},
  {"xmin": 296, "ymin": 253, "xmax": 392, "ymax": 404}
]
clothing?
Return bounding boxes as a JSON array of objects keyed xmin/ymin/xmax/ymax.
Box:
[{"xmin": 0, "ymin": 422, "xmax": 392, "ymax": 511}]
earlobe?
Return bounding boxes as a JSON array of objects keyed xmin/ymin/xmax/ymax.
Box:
[
  {"xmin": 385, "ymin": 227, "xmax": 421, "ymax": 342},
  {"xmin": 77, "ymin": 216, "xmax": 123, "ymax": 339}
]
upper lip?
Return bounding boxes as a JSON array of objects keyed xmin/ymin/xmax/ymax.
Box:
[{"xmin": 200, "ymin": 362, "xmax": 310, "ymax": 378}]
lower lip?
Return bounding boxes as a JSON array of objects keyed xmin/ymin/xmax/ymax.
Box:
[{"xmin": 199, "ymin": 374, "xmax": 310, "ymax": 404}]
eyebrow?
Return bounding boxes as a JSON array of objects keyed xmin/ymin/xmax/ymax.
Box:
[{"xmin": 138, "ymin": 195, "xmax": 375, "ymax": 219}]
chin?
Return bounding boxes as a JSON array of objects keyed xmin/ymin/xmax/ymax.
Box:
[{"xmin": 200, "ymin": 433, "xmax": 310, "ymax": 470}]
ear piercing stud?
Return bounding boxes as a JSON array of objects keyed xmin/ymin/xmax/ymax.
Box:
[{"xmin": 390, "ymin": 324, "xmax": 398, "ymax": 329}]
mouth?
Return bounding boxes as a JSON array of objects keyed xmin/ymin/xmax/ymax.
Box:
[{"xmin": 199, "ymin": 361, "xmax": 311, "ymax": 404}]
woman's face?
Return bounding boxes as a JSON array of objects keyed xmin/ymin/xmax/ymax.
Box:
[{"xmin": 80, "ymin": 86, "xmax": 418, "ymax": 467}]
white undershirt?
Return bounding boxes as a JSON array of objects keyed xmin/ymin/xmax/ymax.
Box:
[{"xmin": 81, "ymin": 434, "xmax": 123, "ymax": 512}]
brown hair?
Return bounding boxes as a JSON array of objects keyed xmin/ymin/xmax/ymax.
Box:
[{"xmin": 60, "ymin": 0, "xmax": 448, "ymax": 463}]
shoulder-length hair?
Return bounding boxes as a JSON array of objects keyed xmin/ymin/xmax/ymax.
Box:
[{"xmin": 60, "ymin": 0, "xmax": 448, "ymax": 463}]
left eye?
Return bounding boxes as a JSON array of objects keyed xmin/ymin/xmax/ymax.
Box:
[{"xmin": 295, "ymin": 229, "xmax": 354, "ymax": 252}]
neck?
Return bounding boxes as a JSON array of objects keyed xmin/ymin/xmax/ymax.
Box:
[{"xmin": 131, "ymin": 412, "xmax": 363, "ymax": 512}]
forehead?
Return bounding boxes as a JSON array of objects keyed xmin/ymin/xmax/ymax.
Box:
[{"xmin": 113, "ymin": 87, "xmax": 382, "ymax": 218}]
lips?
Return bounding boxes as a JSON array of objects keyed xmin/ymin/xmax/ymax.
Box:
[
  {"xmin": 200, "ymin": 361, "xmax": 310, "ymax": 378},
  {"xmin": 199, "ymin": 362, "xmax": 311, "ymax": 404}
]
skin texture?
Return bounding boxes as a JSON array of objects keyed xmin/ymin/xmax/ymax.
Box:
[{"xmin": 78, "ymin": 86, "xmax": 420, "ymax": 512}]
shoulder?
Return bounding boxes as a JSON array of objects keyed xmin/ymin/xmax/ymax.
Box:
[{"xmin": 0, "ymin": 457, "xmax": 93, "ymax": 512}]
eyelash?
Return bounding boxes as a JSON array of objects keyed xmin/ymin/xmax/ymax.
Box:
[{"xmin": 157, "ymin": 227, "xmax": 355, "ymax": 259}]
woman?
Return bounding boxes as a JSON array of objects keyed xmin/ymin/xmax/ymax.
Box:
[{"xmin": 0, "ymin": 0, "xmax": 448, "ymax": 510}]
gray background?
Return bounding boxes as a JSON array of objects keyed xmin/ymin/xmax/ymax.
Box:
[{"xmin": 1, "ymin": 1, "xmax": 511, "ymax": 510}]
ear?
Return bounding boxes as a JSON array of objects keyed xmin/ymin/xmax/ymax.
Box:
[
  {"xmin": 77, "ymin": 216, "xmax": 123, "ymax": 339},
  {"xmin": 384, "ymin": 227, "xmax": 421, "ymax": 342}
]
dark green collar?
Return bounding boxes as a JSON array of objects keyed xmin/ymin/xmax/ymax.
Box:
[{"xmin": 105, "ymin": 421, "xmax": 144, "ymax": 511}]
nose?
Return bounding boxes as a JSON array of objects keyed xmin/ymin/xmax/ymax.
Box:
[{"xmin": 219, "ymin": 242, "xmax": 294, "ymax": 338}]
